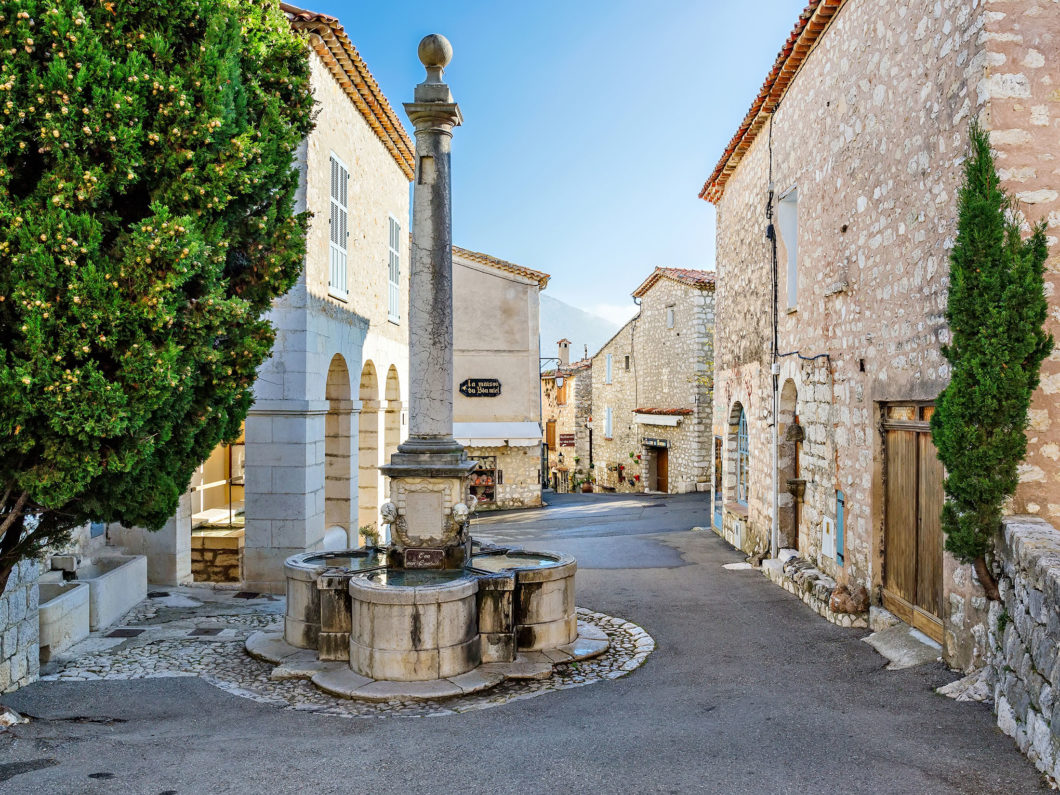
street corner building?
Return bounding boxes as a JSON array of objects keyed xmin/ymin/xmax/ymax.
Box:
[
  {"xmin": 541, "ymin": 340, "xmax": 593, "ymax": 493},
  {"xmin": 453, "ymin": 247, "xmax": 550, "ymax": 511},
  {"xmin": 591, "ymin": 268, "xmax": 715, "ymax": 495},
  {"xmin": 703, "ymin": 0, "xmax": 1060, "ymax": 670},
  {"xmin": 112, "ymin": 4, "xmax": 416, "ymax": 593}
]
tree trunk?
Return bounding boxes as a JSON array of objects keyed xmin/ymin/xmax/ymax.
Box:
[{"xmin": 974, "ymin": 555, "xmax": 1001, "ymax": 601}]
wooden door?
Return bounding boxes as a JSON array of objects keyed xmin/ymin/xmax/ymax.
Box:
[
  {"xmin": 882, "ymin": 404, "xmax": 943, "ymax": 643},
  {"xmin": 657, "ymin": 449, "xmax": 669, "ymax": 493}
]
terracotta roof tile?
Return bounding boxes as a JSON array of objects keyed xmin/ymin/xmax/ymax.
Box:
[
  {"xmin": 699, "ymin": 0, "xmax": 847, "ymax": 204},
  {"xmin": 281, "ymin": 3, "xmax": 415, "ymax": 180},
  {"xmin": 452, "ymin": 245, "xmax": 551, "ymax": 288},
  {"xmin": 633, "ymin": 407, "xmax": 694, "ymax": 416},
  {"xmin": 632, "ymin": 267, "xmax": 716, "ymax": 298}
]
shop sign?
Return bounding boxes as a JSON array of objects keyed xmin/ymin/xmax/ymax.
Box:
[
  {"xmin": 459, "ymin": 378, "xmax": 502, "ymax": 397},
  {"xmin": 642, "ymin": 437, "xmax": 670, "ymax": 448},
  {"xmin": 559, "ymin": 433, "xmax": 575, "ymax": 447}
]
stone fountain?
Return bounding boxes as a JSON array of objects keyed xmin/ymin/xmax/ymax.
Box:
[{"xmin": 246, "ymin": 35, "xmax": 608, "ymax": 700}]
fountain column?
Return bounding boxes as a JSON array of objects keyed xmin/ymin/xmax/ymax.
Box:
[{"xmin": 379, "ymin": 35, "xmax": 474, "ymax": 569}]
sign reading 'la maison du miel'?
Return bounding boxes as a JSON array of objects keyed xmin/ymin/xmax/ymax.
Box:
[{"xmin": 459, "ymin": 378, "xmax": 502, "ymax": 397}]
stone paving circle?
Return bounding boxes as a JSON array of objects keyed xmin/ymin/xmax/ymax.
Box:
[{"xmin": 39, "ymin": 588, "xmax": 655, "ymax": 718}]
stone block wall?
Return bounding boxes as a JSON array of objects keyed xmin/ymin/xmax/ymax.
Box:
[
  {"xmin": 591, "ymin": 276, "xmax": 713, "ymax": 494},
  {"xmin": 986, "ymin": 517, "xmax": 1060, "ymax": 781},
  {"xmin": 467, "ymin": 445, "xmax": 542, "ymax": 511},
  {"xmin": 0, "ymin": 559, "xmax": 39, "ymax": 694},
  {"xmin": 191, "ymin": 529, "xmax": 244, "ymax": 583}
]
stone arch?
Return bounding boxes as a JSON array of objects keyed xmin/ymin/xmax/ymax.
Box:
[
  {"xmin": 777, "ymin": 379, "xmax": 801, "ymax": 550},
  {"xmin": 726, "ymin": 401, "xmax": 748, "ymax": 507},
  {"xmin": 358, "ymin": 360, "xmax": 381, "ymax": 534},
  {"xmin": 325, "ymin": 354, "xmax": 354, "ymax": 544}
]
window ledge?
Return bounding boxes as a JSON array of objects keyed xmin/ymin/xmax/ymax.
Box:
[
  {"xmin": 388, "ymin": 316, "xmax": 400, "ymax": 326},
  {"xmin": 328, "ymin": 288, "xmax": 348, "ymax": 303},
  {"xmin": 785, "ymin": 306, "xmax": 797, "ymax": 315},
  {"xmin": 725, "ymin": 502, "xmax": 749, "ymax": 517}
]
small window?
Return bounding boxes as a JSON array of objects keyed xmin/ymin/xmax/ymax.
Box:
[
  {"xmin": 666, "ymin": 306, "xmax": 675, "ymax": 329},
  {"xmin": 604, "ymin": 406, "xmax": 613, "ymax": 439},
  {"xmin": 736, "ymin": 408, "xmax": 749, "ymax": 505},
  {"xmin": 328, "ymin": 154, "xmax": 349, "ymax": 300},
  {"xmin": 605, "ymin": 354, "xmax": 613, "ymax": 384},
  {"xmin": 388, "ymin": 216, "xmax": 401, "ymax": 322},
  {"xmin": 777, "ymin": 188, "xmax": 798, "ymax": 310},
  {"xmin": 624, "ymin": 354, "xmax": 630, "ymax": 371}
]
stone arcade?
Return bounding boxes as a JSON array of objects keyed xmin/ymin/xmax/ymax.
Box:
[{"xmin": 246, "ymin": 35, "xmax": 607, "ymax": 699}]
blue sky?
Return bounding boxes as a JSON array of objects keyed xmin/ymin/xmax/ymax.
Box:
[{"xmin": 306, "ymin": 0, "xmax": 805, "ymax": 324}]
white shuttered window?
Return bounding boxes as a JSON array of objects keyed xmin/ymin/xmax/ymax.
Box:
[
  {"xmin": 388, "ymin": 216, "xmax": 401, "ymax": 322},
  {"xmin": 329, "ymin": 154, "xmax": 348, "ymax": 300}
]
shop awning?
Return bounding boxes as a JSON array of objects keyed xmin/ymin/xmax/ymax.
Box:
[{"xmin": 453, "ymin": 421, "xmax": 542, "ymax": 447}]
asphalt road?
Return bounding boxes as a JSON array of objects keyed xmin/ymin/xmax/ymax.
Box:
[{"xmin": 1, "ymin": 492, "xmax": 1046, "ymax": 794}]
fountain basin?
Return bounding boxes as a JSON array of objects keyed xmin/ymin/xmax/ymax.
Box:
[
  {"xmin": 470, "ymin": 550, "xmax": 577, "ymax": 651},
  {"xmin": 284, "ymin": 549, "xmax": 384, "ymax": 649},
  {"xmin": 348, "ymin": 570, "xmax": 480, "ymax": 681}
]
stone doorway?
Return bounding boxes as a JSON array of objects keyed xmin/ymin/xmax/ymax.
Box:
[
  {"xmin": 325, "ymin": 354, "xmax": 354, "ymax": 546},
  {"xmin": 777, "ymin": 379, "xmax": 803, "ymax": 550}
]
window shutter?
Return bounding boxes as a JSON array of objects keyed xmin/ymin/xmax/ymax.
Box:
[
  {"xmin": 329, "ymin": 155, "xmax": 349, "ymax": 299},
  {"xmin": 388, "ymin": 216, "xmax": 401, "ymax": 322},
  {"xmin": 605, "ymin": 407, "xmax": 613, "ymax": 438},
  {"xmin": 605, "ymin": 354, "xmax": 613, "ymax": 384}
]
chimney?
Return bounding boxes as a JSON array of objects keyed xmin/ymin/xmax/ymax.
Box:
[{"xmin": 557, "ymin": 339, "xmax": 570, "ymax": 367}]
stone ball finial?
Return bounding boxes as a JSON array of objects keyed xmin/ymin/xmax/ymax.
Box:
[{"xmin": 418, "ymin": 34, "xmax": 453, "ymax": 70}]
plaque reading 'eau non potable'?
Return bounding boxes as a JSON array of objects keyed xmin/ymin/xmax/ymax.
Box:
[{"xmin": 459, "ymin": 378, "xmax": 502, "ymax": 397}]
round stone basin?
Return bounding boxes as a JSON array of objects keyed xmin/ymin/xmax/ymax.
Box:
[
  {"xmin": 363, "ymin": 568, "xmax": 468, "ymax": 587},
  {"xmin": 470, "ymin": 549, "xmax": 577, "ymax": 652},
  {"xmin": 468, "ymin": 553, "xmax": 560, "ymax": 573},
  {"xmin": 348, "ymin": 568, "xmax": 480, "ymax": 681},
  {"xmin": 283, "ymin": 548, "xmax": 385, "ymax": 650}
]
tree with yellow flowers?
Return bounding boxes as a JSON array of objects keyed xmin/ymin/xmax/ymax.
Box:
[{"xmin": 0, "ymin": 0, "xmax": 313, "ymax": 593}]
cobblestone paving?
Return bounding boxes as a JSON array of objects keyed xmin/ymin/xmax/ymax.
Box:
[{"xmin": 39, "ymin": 587, "xmax": 655, "ymax": 717}]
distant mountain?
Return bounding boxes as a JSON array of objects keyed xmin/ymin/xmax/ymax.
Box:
[{"xmin": 539, "ymin": 294, "xmax": 621, "ymax": 368}]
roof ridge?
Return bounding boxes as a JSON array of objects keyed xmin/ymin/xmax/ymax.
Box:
[
  {"xmin": 282, "ymin": 3, "xmax": 415, "ymax": 180},
  {"xmin": 699, "ymin": 0, "xmax": 847, "ymax": 203}
]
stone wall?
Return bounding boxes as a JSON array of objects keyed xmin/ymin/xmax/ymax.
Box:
[
  {"xmin": 466, "ymin": 444, "xmax": 542, "ymax": 511},
  {"xmin": 982, "ymin": 4, "xmax": 1060, "ymax": 524},
  {"xmin": 591, "ymin": 275, "xmax": 713, "ymax": 493},
  {"xmin": 1, "ymin": 559, "xmax": 39, "ymax": 694},
  {"xmin": 191, "ymin": 529, "xmax": 244, "ymax": 583},
  {"xmin": 541, "ymin": 363, "xmax": 590, "ymax": 487},
  {"xmin": 986, "ymin": 517, "xmax": 1060, "ymax": 782}
]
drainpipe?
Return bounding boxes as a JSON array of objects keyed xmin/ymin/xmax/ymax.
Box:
[{"xmin": 771, "ymin": 362, "xmax": 780, "ymax": 559}]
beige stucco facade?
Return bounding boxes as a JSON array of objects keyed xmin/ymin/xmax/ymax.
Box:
[
  {"xmin": 707, "ymin": 0, "xmax": 1060, "ymax": 666},
  {"xmin": 591, "ymin": 270, "xmax": 714, "ymax": 495},
  {"xmin": 453, "ymin": 248, "xmax": 549, "ymax": 510}
]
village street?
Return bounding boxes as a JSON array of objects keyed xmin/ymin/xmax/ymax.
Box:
[{"xmin": 0, "ymin": 493, "xmax": 1044, "ymax": 794}]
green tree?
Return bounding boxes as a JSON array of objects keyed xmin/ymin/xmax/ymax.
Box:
[
  {"xmin": 0, "ymin": 0, "xmax": 313, "ymax": 593},
  {"xmin": 931, "ymin": 122, "xmax": 1052, "ymax": 599}
]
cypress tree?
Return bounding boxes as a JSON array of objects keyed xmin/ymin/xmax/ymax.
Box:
[
  {"xmin": 0, "ymin": 0, "xmax": 313, "ymax": 593},
  {"xmin": 930, "ymin": 122, "xmax": 1052, "ymax": 599}
]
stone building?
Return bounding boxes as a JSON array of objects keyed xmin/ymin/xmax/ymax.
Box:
[
  {"xmin": 453, "ymin": 247, "xmax": 549, "ymax": 511},
  {"xmin": 703, "ymin": 0, "xmax": 1060, "ymax": 665},
  {"xmin": 541, "ymin": 340, "xmax": 593, "ymax": 492},
  {"xmin": 114, "ymin": 4, "xmax": 413, "ymax": 593},
  {"xmin": 591, "ymin": 268, "xmax": 714, "ymax": 494}
]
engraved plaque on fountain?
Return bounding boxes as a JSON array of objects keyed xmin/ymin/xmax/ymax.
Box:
[
  {"xmin": 405, "ymin": 548, "xmax": 445, "ymax": 568},
  {"xmin": 404, "ymin": 491, "xmax": 444, "ymax": 543}
]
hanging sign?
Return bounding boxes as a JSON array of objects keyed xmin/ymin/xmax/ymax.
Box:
[{"xmin": 459, "ymin": 378, "xmax": 502, "ymax": 397}]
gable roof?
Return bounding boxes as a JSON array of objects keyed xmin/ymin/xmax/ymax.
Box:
[
  {"xmin": 282, "ymin": 4, "xmax": 416, "ymax": 180},
  {"xmin": 632, "ymin": 267, "xmax": 716, "ymax": 298},
  {"xmin": 452, "ymin": 245, "xmax": 551, "ymax": 289},
  {"xmin": 699, "ymin": 0, "xmax": 847, "ymax": 204}
]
